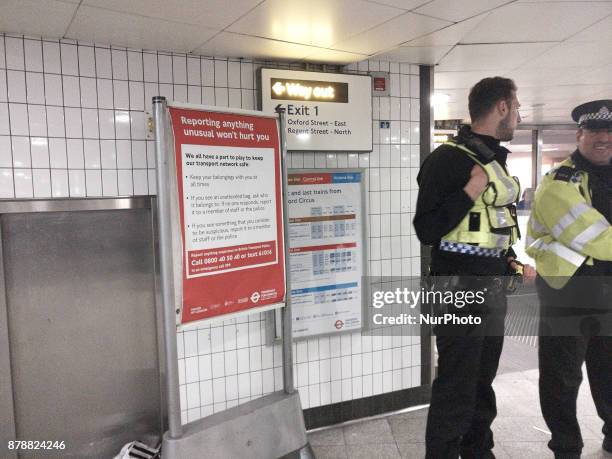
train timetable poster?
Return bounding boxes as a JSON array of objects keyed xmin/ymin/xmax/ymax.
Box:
[{"xmin": 287, "ymin": 170, "xmax": 366, "ymax": 338}]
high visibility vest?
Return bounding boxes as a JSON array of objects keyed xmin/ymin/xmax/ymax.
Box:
[
  {"xmin": 526, "ymin": 157, "xmax": 612, "ymax": 289},
  {"xmin": 441, "ymin": 141, "xmax": 521, "ymax": 251}
]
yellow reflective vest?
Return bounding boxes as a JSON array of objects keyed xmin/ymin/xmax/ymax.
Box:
[
  {"xmin": 441, "ymin": 141, "xmax": 521, "ymax": 251},
  {"xmin": 526, "ymin": 156, "xmax": 612, "ymax": 289}
]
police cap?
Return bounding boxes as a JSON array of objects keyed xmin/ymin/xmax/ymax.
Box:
[{"xmin": 571, "ymin": 99, "xmax": 612, "ymax": 129}]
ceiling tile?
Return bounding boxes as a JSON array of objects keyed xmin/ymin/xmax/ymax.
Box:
[
  {"xmin": 434, "ymin": 70, "xmax": 507, "ymax": 89},
  {"xmin": 568, "ymin": 14, "xmax": 612, "ymax": 42},
  {"xmin": 461, "ymin": 3, "xmax": 612, "ymax": 43},
  {"xmin": 82, "ymin": 0, "xmax": 262, "ymax": 29},
  {"xmin": 537, "ymin": 84, "xmax": 612, "ymax": 101},
  {"xmin": 414, "ymin": 0, "xmax": 512, "ymax": 22},
  {"xmin": 374, "ymin": 45, "xmax": 452, "ymax": 64},
  {"xmin": 301, "ymin": 48, "xmax": 369, "ymax": 64},
  {"xmin": 66, "ymin": 6, "xmax": 219, "ymax": 53},
  {"xmin": 406, "ymin": 14, "xmax": 488, "ymax": 46},
  {"xmin": 194, "ymin": 32, "xmax": 316, "ymax": 61},
  {"xmin": 362, "ymin": 0, "xmax": 430, "ymax": 10},
  {"xmin": 436, "ymin": 42, "xmax": 555, "ymax": 72},
  {"xmin": 331, "ymin": 12, "xmax": 450, "ymax": 54},
  {"xmin": 578, "ymin": 64, "xmax": 612, "ymax": 85},
  {"xmin": 505, "ymin": 67, "xmax": 595, "ymax": 88},
  {"xmin": 519, "ymin": 0, "xmax": 612, "ymax": 2},
  {"xmin": 521, "ymin": 41, "xmax": 612, "ymax": 69},
  {"xmin": 227, "ymin": 0, "xmax": 405, "ymax": 48},
  {"xmin": 0, "ymin": 0, "xmax": 77, "ymax": 39}
]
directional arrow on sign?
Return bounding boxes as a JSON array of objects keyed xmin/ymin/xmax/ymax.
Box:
[
  {"xmin": 272, "ymin": 81, "xmax": 285, "ymax": 95},
  {"xmin": 275, "ymin": 104, "xmax": 285, "ymax": 113}
]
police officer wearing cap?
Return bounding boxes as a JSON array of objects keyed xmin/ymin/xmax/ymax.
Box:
[
  {"xmin": 526, "ymin": 99, "xmax": 612, "ymax": 458},
  {"xmin": 414, "ymin": 77, "xmax": 535, "ymax": 458}
]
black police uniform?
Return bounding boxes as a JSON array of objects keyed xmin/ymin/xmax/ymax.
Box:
[
  {"xmin": 537, "ymin": 100, "xmax": 612, "ymax": 458},
  {"xmin": 414, "ymin": 128, "xmax": 517, "ymax": 458}
]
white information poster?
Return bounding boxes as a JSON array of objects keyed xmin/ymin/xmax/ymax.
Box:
[
  {"xmin": 260, "ymin": 68, "xmax": 372, "ymax": 152},
  {"xmin": 180, "ymin": 144, "xmax": 278, "ymax": 278},
  {"xmin": 287, "ymin": 170, "xmax": 366, "ymax": 338}
]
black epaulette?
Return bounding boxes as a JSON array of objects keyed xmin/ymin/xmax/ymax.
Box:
[{"xmin": 553, "ymin": 166, "xmax": 575, "ymax": 182}]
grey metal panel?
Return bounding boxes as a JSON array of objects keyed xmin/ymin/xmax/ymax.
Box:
[
  {"xmin": 2, "ymin": 209, "xmax": 161, "ymax": 458},
  {"xmin": 420, "ymin": 64, "xmax": 435, "ymax": 385},
  {"xmin": 0, "ymin": 196, "xmax": 151, "ymax": 214},
  {"xmin": 162, "ymin": 391, "xmax": 307, "ymax": 459},
  {"xmin": 0, "ymin": 225, "xmax": 17, "ymax": 459}
]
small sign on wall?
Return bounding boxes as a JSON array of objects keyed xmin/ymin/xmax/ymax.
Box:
[
  {"xmin": 370, "ymin": 71, "xmax": 390, "ymax": 97},
  {"xmin": 259, "ymin": 69, "xmax": 372, "ymax": 152}
]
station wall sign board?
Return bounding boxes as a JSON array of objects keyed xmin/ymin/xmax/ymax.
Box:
[
  {"xmin": 168, "ymin": 104, "xmax": 286, "ymax": 325},
  {"xmin": 260, "ymin": 69, "xmax": 372, "ymax": 152},
  {"xmin": 287, "ymin": 169, "xmax": 367, "ymax": 338}
]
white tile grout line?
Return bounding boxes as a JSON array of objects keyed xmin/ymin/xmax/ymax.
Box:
[{"xmin": 306, "ymin": 403, "xmax": 430, "ymax": 434}]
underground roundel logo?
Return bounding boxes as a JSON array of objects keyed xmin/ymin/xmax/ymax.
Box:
[
  {"xmin": 250, "ymin": 291, "xmax": 260, "ymax": 303},
  {"xmin": 334, "ymin": 320, "xmax": 344, "ymax": 330}
]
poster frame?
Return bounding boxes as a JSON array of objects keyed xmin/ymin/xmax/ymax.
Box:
[
  {"xmin": 268, "ymin": 167, "xmax": 370, "ymax": 342},
  {"xmin": 165, "ymin": 101, "xmax": 288, "ymax": 329},
  {"xmin": 153, "ymin": 98, "xmax": 297, "ymax": 443}
]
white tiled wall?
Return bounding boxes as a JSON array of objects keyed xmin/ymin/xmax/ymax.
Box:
[{"xmin": 0, "ymin": 34, "xmax": 422, "ymax": 425}]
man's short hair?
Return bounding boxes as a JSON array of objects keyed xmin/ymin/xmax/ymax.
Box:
[{"xmin": 468, "ymin": 77, "xmax": 517, "ymax": 122}]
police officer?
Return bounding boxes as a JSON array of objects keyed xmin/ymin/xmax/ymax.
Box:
[
  {"xmin": 414, "ymin": 77, "xmax": 535, "ymax": 458},
  {"xmin": 526, "ymin": 99, "xmax": 612, "ymax": 458}
]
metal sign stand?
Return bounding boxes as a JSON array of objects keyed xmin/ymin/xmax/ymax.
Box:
[{"xmin": 152, "ymin": 97, "xmax": 310, "ymax": 458}]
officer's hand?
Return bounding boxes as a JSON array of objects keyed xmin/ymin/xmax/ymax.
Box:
[
  {"xmin": 522, "ymin": 264, "xmax": 536, "ymax": 283},
  {"xmin": 509, "ymin": 259, "xmax": 536, "ymax": 284},
  {"xmin": 464, "ymin": 165, "xmax": 488, "ymax": 201}
]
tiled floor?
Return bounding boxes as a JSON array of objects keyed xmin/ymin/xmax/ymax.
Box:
[{"xmin": 307, "ymin": 338, "xmax": 611, "ymax": 458}]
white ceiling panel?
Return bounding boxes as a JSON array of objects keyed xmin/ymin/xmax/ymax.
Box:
[
  {"xmin": 414, "ymin": 0, "xmax": 512, "ymax": 22},
  {"xmin": 331, "ymin": 12, "xmax": 450, "ymax": 54},
  {"xmin": 537, "ymin": 84, "xmax": 612, "ymax": 101},
  {"xmin": 82, "ymin": 0, "xmax": 262, "ymax": 29},
  {"xmin": 521, "ymin": 41, "xmax": 612, "ymax": 69},
  {"xmin": 435, "ymin": 70, "xmax": 509, "ymax": 89},
  {"xmin": 406, "ymin": 14, "xmax": 488, "ymax": 46},
  {"xmin": 227, "ymin": 0, "xmax": 404, "ymax": 48},
  {"xmin": 0, "ymin": 0, "xmax": 77, "ymax": 39},
  {"xmin": 362, "ymin": 0, "xmax": 430, "ymax": 10},
  {"xmin": 511, "ymin": 86, "xmax": 551, "ymax": 103},
  {"xmin": 505, "ymin": 67, "xmax": 595, "ymax": 88},
  {"xmin": 578, "ymin": 64, "xmax": 612, "ymax": 85},
  {"xmin": 568, "ymin": 14, "xmax": 612, "ymax": 42},
  {"xmin": 366, "ymin": 0, "xmax": 431, "ymax": 11},
  {"xmin": 194, "ymin": 32, "xmax": 316, "ymax": 61},
  {"xmin": 461, "ymin": 3, "xmax": 612, "ymax": 43},
  {"xmin": 374, "ymin": 45, "xmax": 452, "ymax": 64},
  {"xmin": 0, "ymin": 0, "xmax": 608, "ymax": 126},
  {"xmin": 436, "ymin": 43, "xmax": 555, "ymax": 72},
  {"xmin": 66, "ymin": 6, "xmax": 219, "ymax": 53},
  {"xmin": 519, "ymin": 0, "xmax": 612, "ymax": 2},
  {"xmin": 301, "ymin": 48, "xmax": 369, "ymax": 64}
]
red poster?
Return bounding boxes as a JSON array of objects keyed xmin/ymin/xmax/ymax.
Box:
[{"xmin": 169, "ymin": 106, "xmax": 285, "ymax": 324}]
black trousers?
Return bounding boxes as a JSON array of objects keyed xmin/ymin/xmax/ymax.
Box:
[
  {"xmin": 425, "ymin": 285, "xmax": 507, "ymax": 459},
  {"xmin": 539, "ymin": 335, "xmax": 612, "ymax": 455},
  {"xmin": 537, "ymin": 275, "xmax": 612, "ymax": 457}
]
